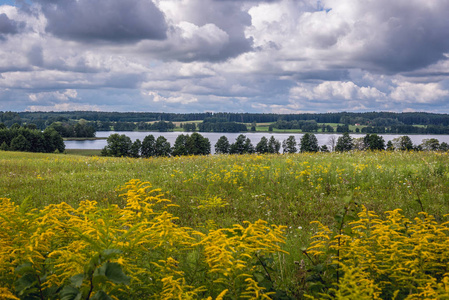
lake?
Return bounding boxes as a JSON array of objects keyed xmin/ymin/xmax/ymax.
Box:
[{"xmin": 64, "ymin": 131, "xmax": 449, "ymax": 153}]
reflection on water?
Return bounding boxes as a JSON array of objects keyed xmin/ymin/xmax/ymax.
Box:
[{"xmin": 64, "ymin": 131, "xmax": 449, "ymax": 154}]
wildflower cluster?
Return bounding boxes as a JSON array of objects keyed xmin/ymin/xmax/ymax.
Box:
[
  {"xmin": 0, "ymin": 179, "xmax": 287, "ymax": 299},
  {"xmin": 305, "ymin": 206, "xmax": 449, "ymax": 299}
]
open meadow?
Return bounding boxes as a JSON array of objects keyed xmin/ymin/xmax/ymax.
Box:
[{"xmin": 1, "ymin": 150, "xmax": 449, "ymax": 299}]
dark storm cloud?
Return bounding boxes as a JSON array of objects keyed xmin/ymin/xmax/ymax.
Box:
[
  {"xmin": 36, "ymin": 0, "xmax": 167, "ymax": 42},
  {"xmin": 0, "ymin": 13, "xmax": 24, "ymax": 36},
  {"xmin": 353, "ymin": 1, "xmax": 449, "ymax": 73},
  {"xmin": 176, "ymin": 0, "xmax": 254, "ymax": 61}
]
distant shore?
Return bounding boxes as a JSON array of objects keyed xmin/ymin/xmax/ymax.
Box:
[{"xmin": 63, "ymin": 137, "xmax": 107, "ymax": 141}]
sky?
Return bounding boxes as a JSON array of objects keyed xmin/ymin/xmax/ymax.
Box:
[{"xmin": 1, "ymin": 0, "xmax": 449, "ymax": 113}]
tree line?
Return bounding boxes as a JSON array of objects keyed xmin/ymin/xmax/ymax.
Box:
[
  {"xmin": 48, "ymin": 121, "xmax": 96, "ymax": 138},
  {"xmin": 101, "ymin": 132, "xmax": 449, "ymax": 158},
  {"xmin": 0, "ymin": 123, "xmax": 65, "ymax": 153},
  {"xmin": 7, "ymin": 111, "xmax": 449, "ymax": 128},
  {"xmin": 101, "ymin": 133, "xmax": 211, "ymax": 157}
]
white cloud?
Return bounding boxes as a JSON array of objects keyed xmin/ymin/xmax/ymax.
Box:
[
  {"xmin": 145, "ymin": 91, "xmax": 198, "ymax": 104},
  {"xmin": 1, "ymin": 0, "xmax": 449, "ymax": 113},
  {"xmin": 26, "ymin": 103, "xmax": 101, "ymax": 112},
  {"xmin": 390, "ymin": 81, "xmax": 449, "ymax": 103},
  {"xmin": 28, "ymin": 89, "xmax": 78, "ymax": 102},
  {"xmin": 290, "ymin": 81, "xmax": 386, "ymax": 101}
]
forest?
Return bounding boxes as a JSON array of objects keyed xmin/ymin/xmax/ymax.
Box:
[
  {"xmin": 4, "ymin": 110, "xmax": 449, "ymax": 126},
  {"xmin": 4, "ymin": 111, "xmax": 449, "ymax": 136}
]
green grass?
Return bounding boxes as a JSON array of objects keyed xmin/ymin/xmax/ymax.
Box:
[
  {"xmin": 2, "ymin": 150, "xmax": 448, "ymax": 226},
  {"xmin": 1, "ymin": 149, "xmax": 449, "ymax": 293},
  {"xmin": 64, "ymin": 149, "xmax": 103, "ymax": 156}
]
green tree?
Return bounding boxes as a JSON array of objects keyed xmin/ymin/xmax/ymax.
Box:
[
  {"xmin": 186, "ymin": 132, "xmax": 210, "ymax": 155},
  {"xmin": 320, "ymin": 145, "xmax": 330, "ymax": 152},
  {"xmin": 335, "ymin": 132, "xmax": 353, "ymax": 152},
  {"xmin": 141, "ymin": 135, "xmax": 156, "ymax": 158},
  {"xmin": 268, "ymin": 136, "xmax": 281, "ymax": 154},
  {"xmin": 300, "ymin": 133, "xmax": 319, "ymax": 152},
  {"xmin": 282, "ymin": 136, "xmax": 297, "ymax": 153},
  {"xmin": 392, "ymin": 136, "xmax": 414, "ymax": 151},
  {"xmin": 230, "ymin": 134, "xmax": 247, "ymax": 154},
  {"xmin": 0, "ymin": 141, "xmax": 8, "ymax": 151},
  {"xmin": 244, "ymin": 137, "xmax": 255, "ymax": 154},
  {"xmin": 10, "ymin": 134, "xmax": 31, "ymax": 152},
  {"xmin": 363, "ymin": 134, "xmax": 385, "ymax": 151},
  {"xmin": 172, "ymin": 134, "xmax": 189, "ymax": 156},
  {"xmin": 25, "ymin": 123, "xmax": 37, "ymax": 130},
  {"xmin": 130, "ymin": 139, "xmax": 142, "ymax": 158},
  {"xmin": 154, "ymin": 136, "xmax": 171, "ymax": 157},
  {"xmin": 43, "ymin": 127, "xmax": 65, "ymax": 153},
  {"xmin": 215, "ymin": 136, "xmax": 230, "ymax": 154},
  {"xmin": 420, "ymin": 138, "xmax": 440, "ymax": 151},
  {"xmin": 439, "ymin": 142, "xmax": 449, "ymax": 151},
  {"xmin": 250, "ymin": 121, "xmax": 256, "ymax": 132},
  {"xmin": 386, "ymin": 140, "xmax": 395, "ymax": 151},
  {"xmin": 256, "ymin": 136, "xmax": 269, "ymax": 154},
  {"xmin": 102, "ymin": 134, "xmax": 132, "ymax": 157},
  {"xmin": 230, "ymin": 134, "xmax": 254, "ymax": 154}
]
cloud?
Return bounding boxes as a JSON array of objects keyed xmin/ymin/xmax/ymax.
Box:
[
  {"xmin": 1, "ymin": 0, "xmax": 449, "ymax": 113},
  {"xmin": 145, "ymin": 91, "xmax": 198, "ymax": 104},
  {"xmin": 28, "ymin": 89, "xmax": 78, "ymax": 102},
  {"xmin": 138, "ymin": 21, "xmax": 231, "ymax": 62},
  {"xmin": 247, "ymin": 0, "xmax": 449, "ymax": 74},
  {"xmin": 290, "ymin": 81, "xmax": 386, "ymax": 101},
  {"xmin": 0, "ymin": 12, "xmax": 24, "ymax": 37},
  {"xmin": 156, "ymin": 0, "xmax": 253, "ymax": 61},
  {"xmin": 334, "ymin": 0, "xmax": 449, "ymax": 73},
  {"xmin": 26, "ymin": 103, "xmax": 102, "ymax": 112},
  {"xmin": 36, "ymin": 0, "xmax": 168, "ymax": 42},
  {"xmin": 390, "ymin": 81, "xmax": 449, "ymax": 103}
]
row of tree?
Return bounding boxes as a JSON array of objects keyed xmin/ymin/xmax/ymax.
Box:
[
  {"xmin": 361, "ymin": 124, "xmax": 449, "ymax": 134},
  {"xmin": 0, "ymin": 124, "xmax": 65, "ymax": 153},
  {"xmin": 11, "ymin": 111, "xmax": 449, "ymax": 125},
  {"xmin": 101, "ymin": 133, "xmax": 211, "ymax": 158},
  {"xmin": 329, "ymin": 133, "xmax": 449, "ymax": 152},
  {"xmin": 48, "ymin": 121, "xmax": 96, "ymax": 138},
  {"xmin": 197, "ymin": 121, "xmax": 248, "ymax": 133},
  {"xmin": 93, "ymin": 120, "xmax": 176, "ymax": 132},
  {"xmin": 101, "ymin": 132, "xmax": 449, "ymax": 158}
]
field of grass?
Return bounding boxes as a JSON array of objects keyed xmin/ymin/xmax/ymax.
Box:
[
  {"xmin": 2, "ymin": 149, "xmax": 449, "ymax": 239},
  {"xmin": 64, "ymin": 149, "xmax": 103, "ymax": 156},
  {"xmin": 1, "ymin": 150, "xmax": 449, "ymax": 298}
]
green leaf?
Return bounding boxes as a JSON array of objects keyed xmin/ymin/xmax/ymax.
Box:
[
  {"xmin": 101, "ymin": 249, "xmax": 122, "ymax": 260},
  {"xmin": 70, "ymin": 274, "xmax": 84, "ymax": 288},
  {"xmin": 85, "ymin": 253, "xmax": 101, "ymax": 275},
  {"xmin": 15, "ymin": 273, "xmax": 37, "ymax": 294},
  {"xmin": 97, "ymin": 262, "xmax": 130, "ymax": 285},
  {"xmin": 60, "ymin": 286, "xmax": 81, "ymax": 300},
  {"xmin": 15, "ymin": 262, "xmax": 34, "ymax": 275}
]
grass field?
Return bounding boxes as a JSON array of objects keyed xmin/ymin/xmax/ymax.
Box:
[
  {"xmin": 1, "ymin": 150, "xmax": 449, "ymax": 298},
  {"xmin": 64, "ymin": 149, "xmax": 103, "ymax": 156},
  {"xmin": 2, "ymin": 150, "xmax": 449, "ymax": 249}
]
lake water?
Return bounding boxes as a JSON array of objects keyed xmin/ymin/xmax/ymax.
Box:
[{"xmin": 64, "ymin": 131, "xmax": 449, "ymax": 153}]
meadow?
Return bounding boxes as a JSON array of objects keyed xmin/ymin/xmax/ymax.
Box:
[{"xmin": 1, "ymin": 150, "xmax": 449, "ymax": 299}]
